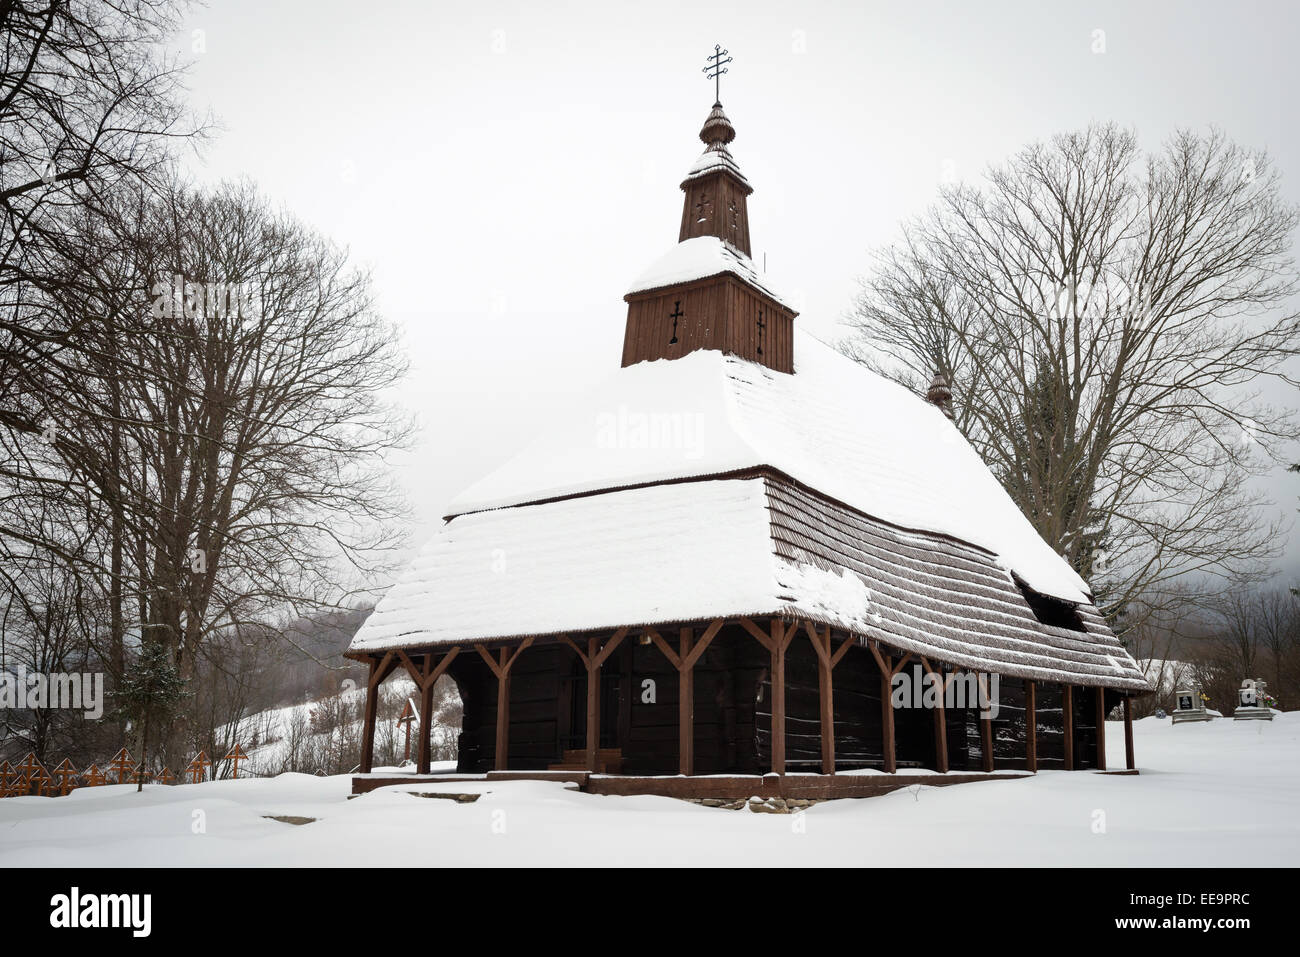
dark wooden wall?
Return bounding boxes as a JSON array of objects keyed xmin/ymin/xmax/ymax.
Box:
[
  {"xmin": 1072, "ymin": 685, "xmax": 1101, "ymax": 771},
  {"xmin": 988, "ymin": 677, "xmax": 1029, "ymax": 771},
  {"xmin": 453, "ymin": 627, "xmax": 771, "ymax": 775},
  {"xmin": 679, "ymin": 171, "xmax": 752, "ymax": 255},
  {"xmin": 1034, "ymin": 683, "xmax": 1068, "ymax": 769},
  {"xmin": 621, "ymin": 275, "xmax": 795, "ymax": 373},
  {"xmin": 450, "ymin": 643, "xmax": 585, "ymax": 773},
  {"xmin": 449, "ymin": 628, "xmax": 1119, "ymax": 776}
]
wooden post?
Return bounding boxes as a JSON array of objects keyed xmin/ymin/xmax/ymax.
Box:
[
  {"xmin": 359, "ymin": 652, "xmax": 394, "ymax": 774},
  {"xmin": 1123, "ymin": 695, "xmax": 1135, "ymax": 770},
  {"xmin": 1063, "ymin": 684, "xmax": 1075, "ymax": 771},
  {"xmin": 737, "ymin": 617, "xmax": 792, "ymax": 775},
  {"xmin": 360, "ymin": 660, "xmax": 379, "ymax": 773},
  {"xmin": 921, "ymin": 659, "xmax": 949, "ymax": 773},
  {"xmin": 1025, "ymin": 679, "xmax": 1038, "ymax": 773},
  {"xmin": 771, "ymin": 619, "xmax": 787, "ymax": 774},
  {"xmin": 562, "ymin": 630, "xmax": 627, "ymax": 773},
  {"xmin": 808, "ymin": 624, "xmax": 835, "ymax": 774},
  {"xmin": 980, "ymin": 713, "xmax": 994, "ymax": 772},
  {"xmin": 418, "ymin": 678, "xmax": 436, "ymax": 771},
  {"xmin": 869, "ymin": 645, "xmax": 897, "ymax": 774},
  {"xmin": 646, "ymin": 621, "xmax": 720, "ymax": 776},
  {"xmin": 476, "ymin": 639, "xmax": 533, "ymax": 771},
  {"xmin": 497, "ymin": 649, "xmax": 513, "ymax": 772},
  {"xmin": 799, "ymin": 622, "xmax": 854, "ymax": 775},
  {"xmin": 400, "ymin": 647, "xmax": 460, "ymax": 774},
  {"xmin": 1095, "ymin": 688, "xmax": 1107, "ymax": 771},
  {"xmin": 585, "ymin": 636, "xmax": 602, "ymax": 771},
  {"xmin": 679, "ymin": 627, "xmax": 694, "ymax": 776},
  {"xmin": 975, "ymin": 674, "xmax": 994, "ymax": 772}
]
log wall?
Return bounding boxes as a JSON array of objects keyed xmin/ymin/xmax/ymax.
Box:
[
  {"xmin": 446, "ymin": 627, "xmax": 1125, "ymax": 777},
  {"xmin": 621, "ymin": 275, "xmax": 795, "ymax": 373}
]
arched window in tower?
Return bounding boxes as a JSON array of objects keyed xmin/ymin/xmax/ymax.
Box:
[
  {"xmin": 727, "ymin": 199, "xmax": 740, "ymax": 239},
  {"xmin": 695, "ymin": 193, "xmax": 712, "ymax": 224}
]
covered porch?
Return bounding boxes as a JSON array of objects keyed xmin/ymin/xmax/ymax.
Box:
[{"xmin": 347, "ymin": 614, "xmax": 1143, "ymax": 793}]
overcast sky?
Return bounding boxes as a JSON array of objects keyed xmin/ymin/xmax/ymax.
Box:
[{"xmin": 170, "ymin": 0, "xmax": 1300, "ymax": 583}]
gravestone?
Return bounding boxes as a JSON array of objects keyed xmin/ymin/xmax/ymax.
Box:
[
  {"xmin": 1171, "ymin": 685, "xmax": 1212, "ymax": 724},
  {"xmin": 1232, "ymin": 678, "xmax": 1274, "ymax": 722}
]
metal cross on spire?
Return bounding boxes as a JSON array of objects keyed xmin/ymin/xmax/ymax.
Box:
[{"xmin": 703, "ymin": 44, "xmax": 732, "ymax": 105}]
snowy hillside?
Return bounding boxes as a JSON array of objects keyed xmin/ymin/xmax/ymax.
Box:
[
  {"xmin": 219, "ymin": 676, "xmax": 459, "ymax": 777},
  {"xmin": 1, "ymin": 712, "xmax": 1295, "ymax": 866}
]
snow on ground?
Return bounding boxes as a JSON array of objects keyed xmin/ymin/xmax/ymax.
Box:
[{"xmin": 2, "ymin": 714, "xmax": 1295, "ymax": 867}]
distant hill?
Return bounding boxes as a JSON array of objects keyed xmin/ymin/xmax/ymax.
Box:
[{"xmin": 260, "ymin": 605, "xmax": 374, "ymax": 712}]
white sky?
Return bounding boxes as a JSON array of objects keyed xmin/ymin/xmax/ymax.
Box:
[{"xmin": 170, "ymin": 0, "xmax": 1300, "ymax": 582}]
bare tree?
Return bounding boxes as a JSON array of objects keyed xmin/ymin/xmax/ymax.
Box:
[
  {"xmin": 1, "ymin": 0, "xmax": 204, "ymax": 535},
  {"xmin": 1, "ymin": 2, "xmax": 207, "ymax": 741},
  {"xmin": 846, "ymin": 124, "xmax": 1300, "ymax": 624},
  {"xmin": 1207, "ymin": 587, "xmax": 1298, "ymax": 692},
  {"xmin": 12, "ymin": 177, "xmax": 413, "ymax": 766}
]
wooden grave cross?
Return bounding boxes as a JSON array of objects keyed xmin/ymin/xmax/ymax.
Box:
[
  {"xmin": 109, "ymin": 748, "xmax": 134, "ymax": 784},
  {"xmin": 52, "ymin": 759, "xmax": 80, "ymax": 796},
  {"xmin": 186, "ymin": 751, "xmax": 211, "ymax": 784},
  {"xmin": 397, "ymin": 698, "xmax": 418, "ymax": 764},
  {"xmin": 82, "ymin": 764, "xmax": 108, "ymax": 787},
  {"xmin": 5, "ymin": 772, "xmax": 28, "ymax": 798},
  {"xmin": 17, "ymin": 752, "xmax": 40, "ymax": 778},
  {"xmin": 157, "ymin": 767, "xmax": 175, "ymax": 786},
  {"xmin": 224, "ymin": 744, "xmax": 248, "ymax": 779},
  {"xmin": 0, "ymin": 760, "xmax": 22, "ymax": 798},
  {"xmin": 29, "ymin": 761, "xmax": 54, "ymax": 796},
  {"xmin": 0, "ymin": 760, "xmax": 13, "ymax": 794},
  {"xmin": 12, "ymin": 753, "xmax": 43, "ymax": 795}
]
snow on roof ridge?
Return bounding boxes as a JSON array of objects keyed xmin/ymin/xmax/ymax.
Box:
[
  {"xmin": 443, "ymin": 330, "xmax": 1092, "ymax": 604},
  {"xmin": 625, "ymin": 235, "xmax": 792, "ymax": 310}
]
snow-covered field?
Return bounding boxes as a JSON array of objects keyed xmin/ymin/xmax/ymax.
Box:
[{"xmin": 2, "ymin": 713, "xmax": 1295, "ymax": 867}]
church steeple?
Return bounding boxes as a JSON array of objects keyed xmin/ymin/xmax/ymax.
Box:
[
  {"xmin": 678, "ymin": 102, "xmax": 752, "ymax": 255},
  {"xmin": 620, "ymin": 49, "xmax": 797, "ymax": 374}
]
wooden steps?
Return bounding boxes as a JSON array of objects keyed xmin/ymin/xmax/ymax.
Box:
[{"xmin": 549, "ymin": 748, "xmax": 623, "ymax": 774}]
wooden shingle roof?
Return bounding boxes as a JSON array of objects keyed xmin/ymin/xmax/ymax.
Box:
[{"xmin": 350, "ymin": 474, "xmax": 1148, "ymax": 691}]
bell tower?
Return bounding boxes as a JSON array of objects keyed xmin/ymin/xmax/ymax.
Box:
[
  {"xmin": 678, "ymin": 102, "xmax": 752, "ymax": 255},
  {"xmin": 621, "ymin": 47, "xmax": 797, "ymax": 374}
]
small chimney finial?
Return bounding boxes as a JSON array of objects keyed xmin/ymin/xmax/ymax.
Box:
[
  {"xmin": 703, "ymin": 44, "xmax": 732, "ymax": 106},
  {"xmin": 926, "ymin": 370, "xmax": 955, "ymax": 420}
]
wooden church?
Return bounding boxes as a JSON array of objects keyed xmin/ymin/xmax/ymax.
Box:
[{"xmin": 347, "ymin": 64, "xmax": 1151, "ymax": 797}]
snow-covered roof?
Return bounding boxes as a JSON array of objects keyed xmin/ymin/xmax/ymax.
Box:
[
  {"xmin": 625, "ymin": 235, "xmax": 792, "ymax": 310},
  {"xmin": 354, "ymin": 479, "xmax": 776, "ymax": 650},
  {"xmin": 682, "ymin": 146, "xmax": 750, "ymax": 186},
  {"xmin": 350, "ymin": 475, "xmax": 1146, "ymax": 690},
  {"xmin": 446, "ymin": 332, "xmax": 1094, "ymax": 605}
]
